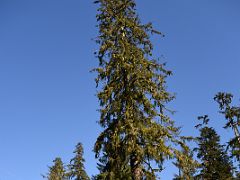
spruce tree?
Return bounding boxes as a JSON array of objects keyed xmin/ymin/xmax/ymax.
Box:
[
  {"xmin": 43, "ymin": 157, "xmax": 67, "ymax": 180},
  {"xmin": 195, "ymin": 115, "xmax": 234, "ymax": 179},
  {"xmin": 94, "ymin": 0, "xmax": 195, "ymax": 179},
  {"xmin": 67, "ymin": 143, "xmax": 89, "ymax": 180}
]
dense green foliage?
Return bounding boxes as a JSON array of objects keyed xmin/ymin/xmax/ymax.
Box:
[
  {"xmin": 43, "ymin": 157, "xmax": 67, "ymax": 180},
  {"xmin": 93, "ymin": 0, "xmax": 195, "ymax": 179},
  {"xmin": 68, "ymin": 143, "xmax": 90, "ymax": 180},
  {"xmin": 195, "ymin": 115, "xmax": 234, "ymax": 179},
  {"xmin": 42, "ymin": 1, "xmax": 240, "ymax": 179}
]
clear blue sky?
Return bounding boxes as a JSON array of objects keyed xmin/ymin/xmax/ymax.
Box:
[{"xmin": 0, "ymin": 0, "xmax": 240, "ymax": 179}]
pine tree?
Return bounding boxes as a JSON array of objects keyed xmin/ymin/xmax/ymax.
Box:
[
  {"xmin": 43, "ymin": 157, "xmax": 67, "ymax": 180},
  {"xmin": 195, "ymin": 115, "xmax": 234, "ymax": 179},
  {"xmin": 67, "ymin": 142, "xmax": 89, "ymax": 180},
  {"xmin": 94, "ymin": 0, "xmax": 195, "ymax": 179}
]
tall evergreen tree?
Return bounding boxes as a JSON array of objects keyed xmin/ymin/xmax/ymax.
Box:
[
  {"xmin": 67, "ymin": 143, "xmax": 89, "ymax": 180},
  {"xmin": 43, "ymin": 157, "xmax": 67, "ymax": 180},
  {"xmin": 214, "ymin": 92, "xmax": 240, "ymax": 161},
  {"xmin": 195, "ymin": 115, "xmax": 234, "ymax": 179},
  {"xmin": 94, "ymin": 0, "xmax": 195, "ymax": 179}
]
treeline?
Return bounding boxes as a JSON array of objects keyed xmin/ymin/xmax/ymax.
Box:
[
  {"xmin": 43, "ymin": 143, "xmax": 89, "ymax": 180},
  {"xmin": 43, "ymin": 0, "xmax": 240, "ymax": 179},
  {"xmin": 43, "ymin": 93, "xmax": 240, "ymax": 179}
]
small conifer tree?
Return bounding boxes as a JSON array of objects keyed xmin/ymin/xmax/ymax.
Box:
[
  {"xmin": 67, "ymin": 143, "xmax": 89, "ymax": 180},
  {"xmin": 173, "ymin": 140, "xmax": 199, "ymax": 180},
  {"xmin": 195, "ymin": 115, "xmax": 234, "ymax": 179},
  {"xmin": 43, "ymin": 157, "xmax": 67, "ymax": 180}
]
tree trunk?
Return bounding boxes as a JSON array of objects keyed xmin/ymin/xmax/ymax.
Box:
[
  {"xmin": 133, "ymin": 167, "xmax": 142, "ymax": 180},
  {"xmin": 130, "ymin": 155, "xmax": 143, "ymax": 180},
  {"xmin": 232, "ymin": 122, "xmax": 240, "ymax": 145}
]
